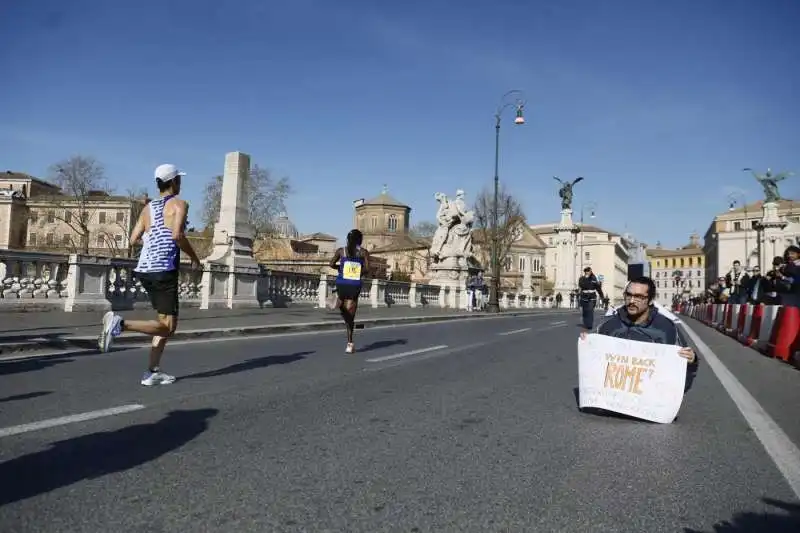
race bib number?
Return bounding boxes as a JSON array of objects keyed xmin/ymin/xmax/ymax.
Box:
[{"xmin": 342, "ymin": 260, "xmax": 362, "ymax": 281}]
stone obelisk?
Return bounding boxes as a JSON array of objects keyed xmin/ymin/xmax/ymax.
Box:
[{"xmin": 201, "ymin": 151, "xmax": 260, "ymax": 309}]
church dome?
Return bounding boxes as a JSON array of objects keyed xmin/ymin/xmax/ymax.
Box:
[{"xmin": 274, "ymin": 212, "xmax": 300, "ymax": 239}]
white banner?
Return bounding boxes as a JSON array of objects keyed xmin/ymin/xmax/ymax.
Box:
[{"xmin": 577, "ymin": 334, "xmax": 687, "ymax": 424}]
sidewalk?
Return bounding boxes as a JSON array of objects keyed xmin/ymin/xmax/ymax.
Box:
[{"xmin": 0, "ymin": 305, "xmax": 570, "ymax": 356}]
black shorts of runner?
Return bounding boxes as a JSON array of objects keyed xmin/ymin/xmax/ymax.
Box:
[
  {"xmin": 335, "ymin": 283, "xmax": 361, "ymax": 302},
  {"xmin": 136, "ymin": 270, "xmax": 180, "ymax": 317}
]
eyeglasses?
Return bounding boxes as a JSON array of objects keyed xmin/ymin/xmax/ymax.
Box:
[{"xmin": 623, "ymin": 292, "xmax": 649, "ymax": 302}]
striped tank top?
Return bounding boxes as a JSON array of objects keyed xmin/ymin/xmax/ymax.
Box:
[{"xmin": 134, "ymin": 195, "xmax": 181, "ymax": 273}]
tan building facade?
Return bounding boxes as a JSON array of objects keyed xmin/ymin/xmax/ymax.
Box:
[
  {"xmin": 353, "ymin": 187, "xmax": 411, "ymax": 251},
  {"xmin": 530, "ymin": 223, "xmax": 631, "ymax": 304},
  {"xmin": 703, "ymin": 199, "xmax": 800, "ymax": 281},
  {"xmin": 646, "ymin": 234, "xmax": 705, "ymax": 305},
  {"xmin": 0, "ymin": 171, "xmax": 144, "ymax": 256}
]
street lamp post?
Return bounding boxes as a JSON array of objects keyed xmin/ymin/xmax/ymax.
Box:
[
  {"xmin": 578, "ymin": 201, "xmax": 597, "ymax": 276},
  {"xmin": 486, "ymin": 90, "xmax": 526, "ymax": 313},
  {"xmin": 727, "ymin": 192, "xmax": 749, "ymax": 268}
]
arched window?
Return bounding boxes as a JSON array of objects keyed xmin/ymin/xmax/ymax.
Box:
[{"xmin": 388, "ymin": 214, "xmax": 398, "ymax": 233}]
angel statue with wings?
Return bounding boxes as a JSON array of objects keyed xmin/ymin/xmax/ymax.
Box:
[
  {"xmin": 553, "ymin": 176, "xmax": 584, "ymax": 210},
  {"xmin": 744, "ymin": 167, "xmax": 794, "ymax": 203}
]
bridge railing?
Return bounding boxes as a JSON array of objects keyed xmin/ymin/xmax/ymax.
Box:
[{"xmin": 0, "ymin": 250, "xmax": 561, "ymax": 313}]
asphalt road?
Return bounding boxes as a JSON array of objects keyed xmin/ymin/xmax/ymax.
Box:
[{"xmin": 1, "ymin": 311, "xmax": 799, "ymax": 532}]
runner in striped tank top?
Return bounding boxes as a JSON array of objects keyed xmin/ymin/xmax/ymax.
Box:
[{"xmin": 98, "ymin": 164, "xmax": 201, "ymax": 386}]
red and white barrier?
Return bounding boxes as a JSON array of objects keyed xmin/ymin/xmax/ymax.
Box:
[{"xmin": 678, "ymin": 302, "xmax": 800, "ymax": 368}]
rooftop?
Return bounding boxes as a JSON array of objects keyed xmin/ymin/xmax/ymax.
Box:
[
  {"xmin": 722, "ymin": 198, "xmax": 799, "ymax": 216},
  {"xmin": 359, "ymin": 185, "xmax": 409, "ymax": 209}
]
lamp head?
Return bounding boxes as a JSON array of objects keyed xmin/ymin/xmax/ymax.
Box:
[
  {"xmin": 590, "ymin": 210, "xmax": 596, "ymax": 219},
  {"xmin": 514, "ymin": 105, "xmax": 525, "ymax": 125}
]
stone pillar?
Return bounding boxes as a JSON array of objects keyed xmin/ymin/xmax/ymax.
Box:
[
  {"xmin": 755, "ymin": 202, "xmax": 787, "ymax": 270},
  {"xmin": 408, "ymin": 282, "xmax": 417, "ymax": 308},
  {"xmin": 63, "ymin": 255, "xmax": 112, "ymax": 312},
  {"xmin": 317, "ymin": 274, "xmax": 328, "ymax": 308},
  {"xmin": 370, "ymin": 281, "xmax": 379, "ymax": 308},
  {"xmin": 554, "ymin": 209, "xmax": 580, "ymax": 301},
  {"xmin": 201, "ymin": 152, "xmax": 260, "ymax": 309}
]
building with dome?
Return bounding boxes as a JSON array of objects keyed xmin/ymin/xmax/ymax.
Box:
[
  {"xmin": 273, "ymin": 212, "xmax": 300, "ymax": 240},
  {"xmin": 352, "ymin": 186, "xmax": 411, "ymax": 251}
]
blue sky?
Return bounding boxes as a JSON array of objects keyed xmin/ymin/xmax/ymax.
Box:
[{"xmin": 2, "ymin": 0, "xmax": 799, "ymax": 248}]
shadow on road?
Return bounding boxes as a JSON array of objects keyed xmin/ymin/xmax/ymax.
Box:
[
  {"xmin": 0, "ymin": 391, "xmax": 52, "ymax": 403},
  {"xmin": 358, "ymin": 339, "xmax": 408, "ymax": 353},
  {"xmin": 685, "ymin": 497, "xmax": 800, "ymax": 533},
  {"xmin": 180, "ymin": 352, "xmax": 313, "ymax": 380},
  {"xmin": 0, "ymin": 356, "xmax": 74, "ymax": 377},
  {"xmin": 0, "ymin": 408, "xmax": 218, "ymax": 506}
]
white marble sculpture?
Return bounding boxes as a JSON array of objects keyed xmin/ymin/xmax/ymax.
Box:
[{"xmin": 429, "ymin": 189, "xmax": 475, "ymax": 264}]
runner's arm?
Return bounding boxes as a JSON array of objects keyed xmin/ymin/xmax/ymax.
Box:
[
  {"xmin": 170, "ymin": 200, "xmax": 201, "ymax": 265},
  {"xmin": 129, "ymin": 206, "xmax": 148, "ymax": 244},
  {"xmin": 328, "ymin": 248, "xmax": 341, "ymax": 269},
  {"xmin": 362, "ymin": 250, "xmax": 370, "ymax": 278}
]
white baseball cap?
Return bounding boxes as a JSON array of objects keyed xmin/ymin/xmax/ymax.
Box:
[{"xmin": 154, "ymin": 163, "xmax": 186, "ymax": 182}]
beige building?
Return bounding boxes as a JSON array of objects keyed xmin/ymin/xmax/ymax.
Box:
[
  {"xmin": 0, "ymin": 171, "xmax": 145, "ymax": 256},
  {"xmin": 530, "ymin": 223, "xmax": 631, "ymax": 304},
  {"xmin": 353, "ymin": 186, "xmax": 411, "ymax": 251},
  {"xmin": 298, "ymin": 232, "xmax": 338, "ymax": 256},
  {"xmin": 646, "ymin": 235, "xmax": 706, "ymax": 305},
  {"xmin": 703, "ymin": 199, "xmax": 800, "ymax": 281}
]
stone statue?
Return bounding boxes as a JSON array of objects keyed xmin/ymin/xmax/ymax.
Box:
[
  {"xmin": 553, "ymin": 176, "xmax": 584, "ymax": 210},
  {"xmin": 746, "ymin": 167, "xmax": 794, "ymax": 203},
  {"xmin": 429, "ymin": 189, "xmax": 475, "ymax": 263},
  {"xmin": 430, "ymin": 192, "xmax": 453, "ymax": 259}
]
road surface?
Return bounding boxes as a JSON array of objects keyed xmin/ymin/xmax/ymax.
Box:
[{"xmin": 1, "ymin": 312, "xmax": 798, "ymax": 532}]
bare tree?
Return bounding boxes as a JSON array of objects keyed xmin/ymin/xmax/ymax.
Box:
[
  {"xmin": 472, "ymin": 185, "xmax": 525, "ymax": 278},
  {"xmin": 201, "ymin": 164, "xmax": 291, "ymax": 239},
  {"xmin": 410, "ymin": 221, "xmax": 438, "ymax": 239},
  {"xmin": 39, "ymin": 155, "xmax": 111, "ymax": 254},
  {"xmin": 97, "ymin": 187, "xmax": 148, "ymax": 257}
]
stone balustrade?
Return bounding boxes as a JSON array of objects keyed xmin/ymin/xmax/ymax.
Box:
[{"xmin": 0, "ymin": 250, "xmax": 561, "ymax": 313}]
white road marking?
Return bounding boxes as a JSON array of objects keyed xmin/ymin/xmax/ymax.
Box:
[
  {"xmin": 0, "ymin": 404, "xmax": 146, "ymax": 439},
  {"xmin": 682, "ymin": 322, "xmax": 800, "ymax": 498},
  {"xmin": 363, "ymin": 341, "xmax": 490, "ymax": 372},
  {"xmin": 498, "ymin": 328, "xmax": 531, "ymax": 336},
  {"xmin": 365, "ymin": 345, "xmax": 447, "ymax": 363},
  {"xmin": 550, "ymin": 320, "xmax": 567, "ymax": 326}
]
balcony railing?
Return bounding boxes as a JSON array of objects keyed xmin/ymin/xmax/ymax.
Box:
[{"xmin": 0, "ymin": 250, "xmax": 562, "ymax": 313}]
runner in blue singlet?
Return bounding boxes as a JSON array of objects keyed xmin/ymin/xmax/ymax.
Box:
[{"xmin": 329, "ymin": 229, "xmax": 369, "ymax": 353}]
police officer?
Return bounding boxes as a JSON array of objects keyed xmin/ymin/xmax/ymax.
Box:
[{"xmin": 578, "ymin": 266, "xmax": 604, "ymax": 329}]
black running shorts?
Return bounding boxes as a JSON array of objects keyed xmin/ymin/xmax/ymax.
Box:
[
  {"xmin": 136, "ymin": 270, "xmax": 180, "ymax": 317},
  {"xmin": 335, "ymin": 283, "xmax": 361, "ymax": 302}
]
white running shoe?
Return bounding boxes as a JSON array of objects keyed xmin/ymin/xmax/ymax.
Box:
[
  {"xmin": 345, "ymin": 343, "xmax": 354, "ymax": 354},
  {"xmin": 98, "ymin": 311, "xmax": 123, "ymax": 353},
  {"xmin": 141, "ymin": 370, "xmax": 176, "ymax": 386}
]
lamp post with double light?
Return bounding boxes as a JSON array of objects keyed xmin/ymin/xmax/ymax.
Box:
[
  {"xmin": 486, "ymin": 90, "xmax": 526, "ymax": 313},
  {"xmin": 727, "ymin": 191, "xmax": 750, "ymax": 268},
  {"xmin": 578, "ymin": 201, "xmax": 597, "ymax": 277}
]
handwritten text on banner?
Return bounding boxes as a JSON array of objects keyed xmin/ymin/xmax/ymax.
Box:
[{"xmin": 577, "ymin": 334, "xmax": 687, "ymax": 424}]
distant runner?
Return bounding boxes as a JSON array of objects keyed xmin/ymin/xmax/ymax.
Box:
[
  {"xmin": 98, "ymin": 163, "xmax": 201, "ymax": 386},
  {"xmin": 329, "ymin": 229, "xmax": 369, "ymax": 354}
]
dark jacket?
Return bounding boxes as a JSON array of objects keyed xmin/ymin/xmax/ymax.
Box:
[
  {"xmin": 578, "ymin": 274, "xmax": 604, "ymax": 300},
  {"xmin": 598, "ymin": 305, "xmax": 698, "ymax": 390}
]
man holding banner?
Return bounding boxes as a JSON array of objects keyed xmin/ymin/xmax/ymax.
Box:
[
  {"xmin": 577, "ymin": 276, "xmax": 698, "ymax": 423},
  {"xmin": 582, "ymin": 276, "xmax": 695, "ymax": 362}
]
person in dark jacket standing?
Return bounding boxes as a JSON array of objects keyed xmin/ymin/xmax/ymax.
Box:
[{"xmin": 578, "ymin": 267, "xmax": 604, "ymax": 330}]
